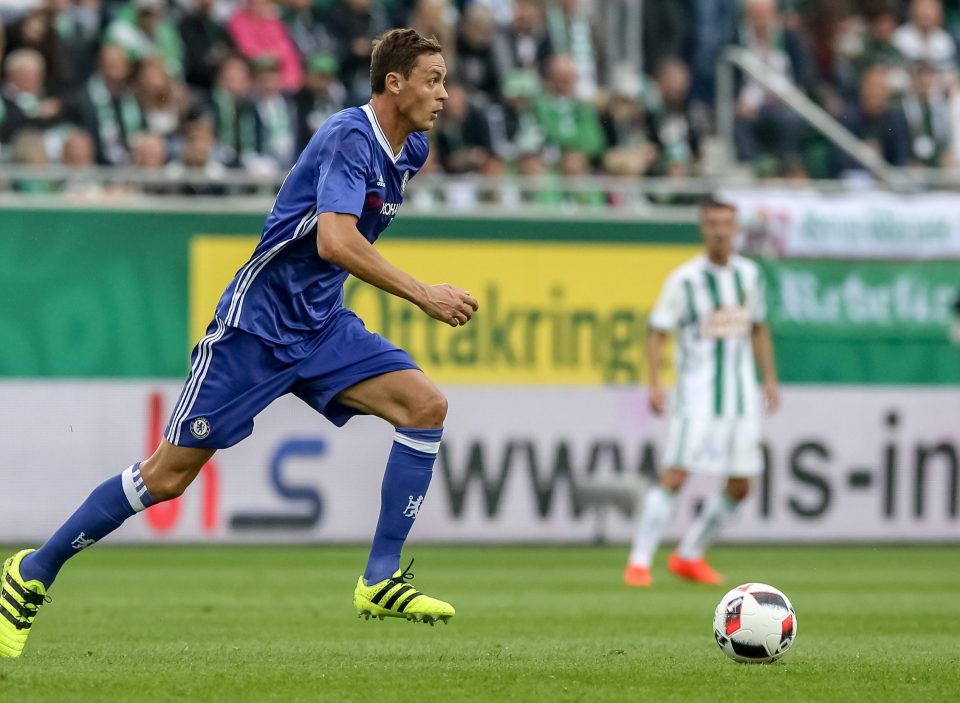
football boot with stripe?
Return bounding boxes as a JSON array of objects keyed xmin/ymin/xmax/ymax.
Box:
[
  {"xmin": 353, "ymin": 559, "xmax": 454, "ymax": 625},
  {"xmin": 0, "ymin": 550, "xmax": 49, "ymax": 658}
]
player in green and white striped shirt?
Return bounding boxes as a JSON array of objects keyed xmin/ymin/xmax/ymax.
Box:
[{"xmin": 625, "ymin": 198, "xmax": 780, "ymax": 587}]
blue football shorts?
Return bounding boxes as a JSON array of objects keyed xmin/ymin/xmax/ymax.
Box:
[{"xmin": 164, "ymin": 307, "xmax": 419, "ymax": 448}]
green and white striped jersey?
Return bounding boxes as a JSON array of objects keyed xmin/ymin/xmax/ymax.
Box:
[{"xmin": 648, "ymin": 254, "xmax": 766, "ymax": 419}]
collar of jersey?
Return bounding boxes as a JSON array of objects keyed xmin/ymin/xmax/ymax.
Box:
[
  {"xmin": 361, "ymin": 103, "xmax": 404, "ymax": 165},
  {"xmin": 702, "ymin": 254, "xmax": 735, "ymax": 270}
]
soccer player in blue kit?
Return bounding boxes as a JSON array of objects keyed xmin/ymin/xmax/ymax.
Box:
[{"xmin": 0, "ymin": 29, "xmax": 477, "ymax": 657}]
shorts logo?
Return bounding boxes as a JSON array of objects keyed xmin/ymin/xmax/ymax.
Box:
[{"xmin": 190, "ymin": 416, "xmax": 212, "ymax": 440}]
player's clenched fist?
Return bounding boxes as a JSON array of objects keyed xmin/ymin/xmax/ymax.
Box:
[{"xmin": 419, "ymin": 284, "xmax": 479, "ymax": 327}]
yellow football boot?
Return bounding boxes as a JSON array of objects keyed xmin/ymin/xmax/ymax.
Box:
[
  {"xmin": 0, "ymin": 550, "xmax": 49, "ymax": 658},
  {"xmin": 353, "ymin": 560, "xmax": 454, "ymax": 625}
]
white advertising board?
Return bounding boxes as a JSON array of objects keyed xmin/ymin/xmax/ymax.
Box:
[
  {"xmin": 726, "ymin": 190, "xmax": 960, "ymax": 259},
  {"xmin": 0, "ymin": 383, "xmax": 957, "ymax": 543}
]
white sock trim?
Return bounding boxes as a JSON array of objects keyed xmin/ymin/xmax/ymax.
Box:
[
  {"xmin": 393, "ymin": 432, "xmax": 441, "ymax": 455},
  {"xmin": 121, "ymin": 465, "xmax": 146, "ymax": 513}
]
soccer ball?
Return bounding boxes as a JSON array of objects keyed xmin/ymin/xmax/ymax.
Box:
[{"xmin": 713, "ymin": 583, "xmax": 797, "ymax": 663}]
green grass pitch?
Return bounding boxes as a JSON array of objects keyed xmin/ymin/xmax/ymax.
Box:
[{"xmin": 1, "ymin": 545, "xmax": 957, "ymax": 702}]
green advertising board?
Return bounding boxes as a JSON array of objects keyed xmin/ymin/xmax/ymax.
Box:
[
  {"xmin": 759, "ymin": 259, "xmax": 960, "ymax": 384},
  {"xmin": 0, "ymin": 205, "xmax": 957, "ymax": 384}
]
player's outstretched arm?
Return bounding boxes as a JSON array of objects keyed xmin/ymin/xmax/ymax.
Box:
[{"xmin": 316, "ymin": 212, "xmax": 478, "ymax": 327}]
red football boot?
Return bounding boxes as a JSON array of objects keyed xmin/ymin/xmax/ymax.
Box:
[
  {"xmin": 623, "ymin": 563, "xmax": 652, "ymax": 587},
  {"xmin": 667, "ymin": 552, "xmax": 724, "ymax": 585}
]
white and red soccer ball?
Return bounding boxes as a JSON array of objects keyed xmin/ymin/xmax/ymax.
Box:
[{"xmin": 713, "ymin": 583, "xmax": 797, "ymax": 663}]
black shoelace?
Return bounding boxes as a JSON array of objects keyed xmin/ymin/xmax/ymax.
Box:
[{"xmin": 396, "ymin": 558, "xmax": 415, "ymax": 582}]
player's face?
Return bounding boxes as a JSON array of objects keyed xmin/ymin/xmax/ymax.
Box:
[
  {"xmin": 701, "ymin": 206, "xmax": 738, "ymax": 262},
  {"xmin": 396, "ymin": 52, "xmax": 448, "ymax": 131}
]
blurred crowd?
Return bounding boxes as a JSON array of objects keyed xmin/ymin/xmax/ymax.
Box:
[{"xmin": 2, "ymin": 0, "xmax": 960, "ymax": 198}]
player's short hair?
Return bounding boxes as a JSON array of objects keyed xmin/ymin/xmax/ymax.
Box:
[
  {"xmin": 370, "ymin": 28, "xmax": 443, "ymax": 94},
  {"xmin": 700, "ymin": 196, "xmax": 737, "ymax": 214}
]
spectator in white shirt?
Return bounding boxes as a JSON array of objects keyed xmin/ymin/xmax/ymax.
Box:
[{"xmin": 893, "ymin": 0, "xmax": 957, "ymax": 78}]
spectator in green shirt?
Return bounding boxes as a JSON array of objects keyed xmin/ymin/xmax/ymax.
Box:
[
  {"xmin": 534, "ymin": 53, "xmax": 604, "ymax": 161},
  {"xmin": 105, "ymin": 0, "xmax": 185, "ymax": 81}
]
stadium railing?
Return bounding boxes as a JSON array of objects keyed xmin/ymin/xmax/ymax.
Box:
[
  {"xmin": 1, "ymin": 165, "xmax": 954, "ymax": 219},
  {"xmin": 715, "ymin": 46, "xmax": 900, "ymax": 185}
]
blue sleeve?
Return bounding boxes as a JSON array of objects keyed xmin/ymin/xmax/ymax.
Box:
[{"xmin": 315, "ymin": 124, "xmax": 371, "ymax": 217}]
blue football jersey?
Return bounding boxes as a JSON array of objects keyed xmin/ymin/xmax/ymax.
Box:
[{"xmin": 215, "ymin": 104, "xmax": 429, "ymax": 343}]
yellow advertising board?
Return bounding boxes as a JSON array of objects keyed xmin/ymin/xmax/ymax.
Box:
[{"xmin": 190, "ymin": 237, "xmax": 699, "ymax": 385}]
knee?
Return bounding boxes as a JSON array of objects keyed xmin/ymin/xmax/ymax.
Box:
[
  {"xmin": 725, "ymin": 479, "xmax": 750, "ymax": 502},
  {"xmin": 406, "ymin": 389, "xmax": 448, "ymax": 428},
  {"xmin": 660, "ymin": 467, "xmax": 688, "ymax": 492},
  {"xmin": 140, "ymin": 450, "xmax": 205, "ymax": 502},
  {"xmin": 140, "ymin": 465, "xmax": 193, "ymax": 502}
]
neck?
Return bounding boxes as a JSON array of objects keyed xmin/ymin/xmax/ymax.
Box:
[
  {"xmin": 751, "ymin": 23, "xmax": 777, "ymax": 46},
  {"xmin": 105, "ymin": 80, "xmax": 121, "ymax": 96},
  {"xmin": 369, "ymin": 94, "xmax": 410, "ymax": 155},
  {"xmin": 708, "ymin": 252, "xmax": 730, "ymax": 266}
]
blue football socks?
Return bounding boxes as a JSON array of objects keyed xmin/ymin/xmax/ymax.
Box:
[
  {"xmin": 363, "ymin": 427, "xmax": 443, "ymax": 585},
  {"xmin": 19, "ymin": 463, "xmax": 156, "ymax": 588}
]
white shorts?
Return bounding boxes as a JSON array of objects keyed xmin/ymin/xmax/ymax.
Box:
[{"xmin": 662, "ymin": 415, "xmax": 762, "ymax": 477}]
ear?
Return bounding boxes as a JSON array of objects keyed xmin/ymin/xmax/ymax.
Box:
[{"xmin": 385, "ymin": 71, "xmax": 402, "ymax": 95}]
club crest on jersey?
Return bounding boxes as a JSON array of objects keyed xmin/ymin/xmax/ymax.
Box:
[
  {"xmin": 401, "ymin": 170, "xmax": 409, "ymax": 194},
  {"xmin": 190, "ymin": 416, "xmax": 212, "ymax": 440}
]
